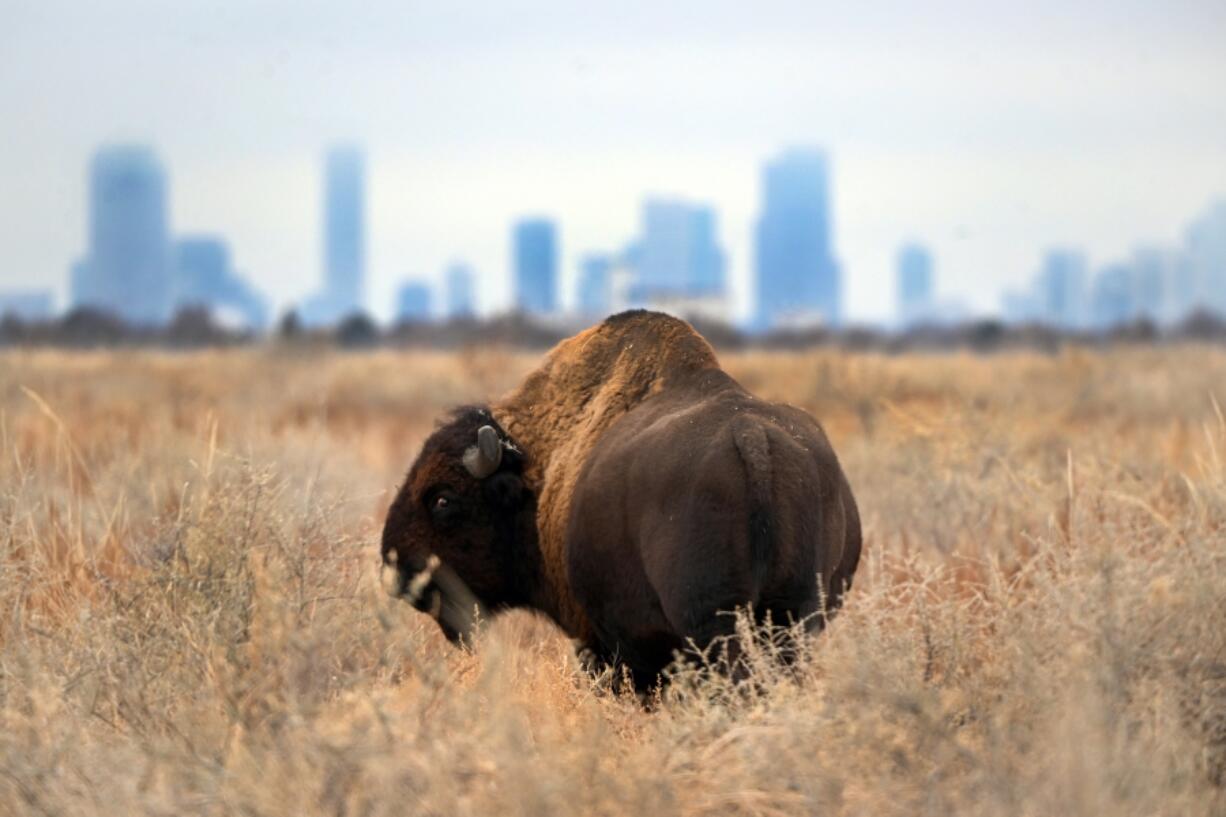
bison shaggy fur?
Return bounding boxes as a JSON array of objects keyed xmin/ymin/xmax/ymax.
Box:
[{"xmin": 381, "ymin": 310, "xmax": 861, "ymax": 687}]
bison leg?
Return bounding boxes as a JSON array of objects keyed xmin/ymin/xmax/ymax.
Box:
[
  {"xmin": 677, "ymin": 613, "xmax": 748, "ymax": 680},
  {"xmin": 573, "ymin": 636, "xmax": 670, "ymax": 695}
]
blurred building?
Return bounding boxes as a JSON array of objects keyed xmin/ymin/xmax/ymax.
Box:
[
  {"xmin": 754, "ymin": 148, "xmax": 842, "ymax": 330},
  {"xmin": 602, "ymin": 253, "xmax": 641, "ymax": 316},
  {"xmin": 512, "ymin": 218, "xmax": 558, "ymax": 315},
  {"xmin": 444, "ymin": 261, "xmax": 476, "ymax": 318},
  {"xmin": 71, "ymin": 145, "xmax": 171, "ymax": 325},
  {"xmin": 302, "ymin": 146, "xmax": 366, "ymax": 325},
  {"xmin": 576, "ymin": 253, "xmax": 613, "ymax": 318},
  {"xmin": 1129, "ymin": 247, "xmax": 1182, "ymax": 325},
  {"xmin": 1185, "ymin": 200, "xmax": 1226, "ymax": 318},
  {"xmin": 1090, "ymin": 263, "xmax": 1137, "ymax": 329},
  {"xmin": 1035, "ymin": 249, "xmax": 1088, "ymax": 329},
  {"xmin": 633, "ymin": 198, "xmax": 725, "ymax": 299},
  {"xmin": 173, "ymin": 236, "xmax": 268, "ymax": 330},
  {"xmin": 324, "ymin": 147, "xmax": 365, "ymax": 314},
  {"xmin": 1162, "ymin": 250, "xmax": 1199, "ymax": 324},
  {"xmin": 396, "ymin": 281, "xmax": 433, "ymax": 323},
  {"xmin": 896, "ymin": 243, "xmax": 934, "ymax": 327},
  {"xmin": 999, "ymin": 248, "xmax": 1088, "ymax": 329},
  {"xmin": 0, "ymin": 290, "xmax": 54, "ymax": 322},
  {"xmin": 602, "ymin": 198, "xmax": 730, "ymax": 322}
]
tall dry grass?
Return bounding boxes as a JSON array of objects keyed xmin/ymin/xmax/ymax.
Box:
[{"xmin": 1, "ymin": 344, "xmax": 1224, "ymax": 815}]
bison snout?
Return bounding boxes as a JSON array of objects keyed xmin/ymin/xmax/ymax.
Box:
[
  {"xmin": 383, "ymin": 552, "xmax": 488, "ymax": 646},
  {"xmin": 408, "ymin": 581, "xmax": 444, "ymax": 619},
  {"xmin": 405, "ymin": 554, "xmax": 443, "ymax": 612},
  {"xmin": 381, "ymin": 552, "xmax": 444, "ymax": 620}
]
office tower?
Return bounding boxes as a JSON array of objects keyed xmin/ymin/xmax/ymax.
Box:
[
  {"xmin": 1036, "ymin": 249, "xmax": 1088, "ymax": 329},
  {"xmin": 634, "ymin": 198, "xmax": 726, "ymax": 300},
  {"xmin": 444, "ymin": 261, "xmax": 476, "ymax": 318},
  {"xmin": 1161, "ymin": 251, "xmax": 1198, "ymax": 324},
  {"xmin": 576, "ymin": 253, "xmax": 613, "ymax": 317},
  {"xmin": 396, "ymin": 281, "xmax": 433, "ymax": 323},
  {"xmin": 71, "ymin": 145, "xmax": 171, "ymax": 325},
  {"xmin": 302, "ymin": 146, "xmax": 366, "ymax": 325},
  {"xmin": 1090, "ymin": 264, "xmax": 1137, "ymax": 329},
  {"xmin": 173, "ymin": 236, "xmax": 268, "ymax": 330},
  {"xmin": 896, "ymin": 243, "xmax": 934, "ymax": 327},
  {"xmin": 324, "ymin": 147, "xmax": 365, "ymax": 315},
  {"xmin": 754, "ymin": 148, "xmax": 841, "ymax": 329},
  {"xmin": 1185, "ymin": 200, "xmax": 1226, "ymax": 318},
  {"xmin": 1130, "ymin": 247, "xmax": 1183, "ymax": 325},
  {"xmin": 70, "ymin": 259, "xmax": 98, "ymax": 308},
  {"xmin": 512, "ymin": 218, "xmax": 558, "ymax": 315}
]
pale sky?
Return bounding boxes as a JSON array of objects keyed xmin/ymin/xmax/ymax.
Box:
[{"xmin": 2, "ymin": 0, "xmax": 1225, "ymax": 323}]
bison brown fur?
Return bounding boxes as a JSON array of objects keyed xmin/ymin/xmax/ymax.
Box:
[{"xmin": 381, "ymin": 310, "xmax": 861, "ymax": 687}]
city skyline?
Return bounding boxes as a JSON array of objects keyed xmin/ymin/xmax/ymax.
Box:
[
  {"xmin": 40, "ymin": 139, "xmax": 1225, "ymax": 329},
  {"xmin": 66, "ymin": 145, "xmax": 271, "ymax": 330},
  {"xmin": 11, "ymin": 140, "xmax": 1226, "ymax": 332},
  {"xmin": 1001, "ymin": 201, "xmax": 1226, "ymax": 331},
  {"xmin": 3, "ymin": 2, "xmax": 1224, "ymax": 324}
]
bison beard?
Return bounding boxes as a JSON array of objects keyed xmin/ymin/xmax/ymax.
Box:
[{"xmin": 381, "ymin": 310, "xmax": 861, "ymax": 689}]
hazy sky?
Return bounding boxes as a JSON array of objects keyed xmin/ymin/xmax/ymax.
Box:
[{"xmin": 3, "ymin": 0, "xmax": 1225, "ymax": 322}]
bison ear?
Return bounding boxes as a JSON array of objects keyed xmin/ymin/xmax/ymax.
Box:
[{"xmin": 484, "ymin": 471, "xmax": 524, "ymax": 509}]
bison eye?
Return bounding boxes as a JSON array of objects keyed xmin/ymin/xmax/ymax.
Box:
[{"xmin": 428, "ymin": 491, "xmax": 461, "ymax": 526}]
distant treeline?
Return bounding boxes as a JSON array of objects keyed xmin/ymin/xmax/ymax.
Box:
[{"xmin": 3, "ymin": 305, "xmax": 1226, "ymax": 352}]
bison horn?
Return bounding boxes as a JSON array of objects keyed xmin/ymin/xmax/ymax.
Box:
[{"xmin": 463, "ymin": 424, "xmax": 503, "ymax": 478}]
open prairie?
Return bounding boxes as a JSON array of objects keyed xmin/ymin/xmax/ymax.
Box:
[{"xmin": 1, "ymin": 343, "xmax": 1224, "ymax": 816}]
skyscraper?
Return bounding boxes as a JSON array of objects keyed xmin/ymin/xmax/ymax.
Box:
[
  {"xmin": 70, "ymin": 259, "xmax": 99, "ymax": 310},
  {"xmin": 1159, "ymin": 249, "xmax": 1198, "ymax": 324},
  {"xmin": 576, "ymin": 253, "xmax": 613, "ymax": 317},
  {"xmin": 302, "ymin": 146, "xmax": 366, "ymax": 325},
  {"xmin": 1036, "ymin": 249, "xmax": 1088, "ymax": 329},
  {"xmin": 1186, "ymin": 200, "xmax": 1226, "ymax": 318},
  {"xmin": 632, "ymin": 198, "xmax": 726, "ymax": 302},
  {"xmin": 896, "ymin": 243, "xmax": 934, "ymax": 327},
  {"xmin": 444, "ymin": 262, "xmax": 476, "ymax": 318},
  {"xmin": 396, "ymin": 281, "xmax": 433, "ymax": 323},
  {"xmin": 1129, "ymin": 247, "xmax": 1181, "ymax": 324},
  {"xmin": 512, "ymin": 218, "xmax": 558, "ymax": 315},
  {"xmin": 173, "ymin": 236, "xmax": 268, "ymax": 329},
  {"xmin": 754, "ymin": 148, "xmax": 841, "ymax": 330},
  {"xmin": 1090, "ymin": 264, "xmax": 1137, "ymax": 329},
  {"xmin": 71, "ymin": 146, "xmax": 171, "ymax": 325},
  {"xmin": 325, "ymin": 147, "xmax": 365, "ymax": 314}
]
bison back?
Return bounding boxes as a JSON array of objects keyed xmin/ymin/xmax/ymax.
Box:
[{"xmin": 565, "ymin": 378, "xmax": 858, "ymax": 679}]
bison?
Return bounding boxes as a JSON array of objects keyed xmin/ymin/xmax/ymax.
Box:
[{"xmin": 381, "ymin": 310, "xmax": 860, "ymax": 687}]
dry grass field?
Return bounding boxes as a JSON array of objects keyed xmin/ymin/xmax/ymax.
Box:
[{"xmin": 1, "ymin": 342, "xmax": 1225, "ymax": 816}]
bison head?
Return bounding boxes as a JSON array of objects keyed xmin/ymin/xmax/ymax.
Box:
[{"xmin": 380, "ymin": 407, "xmax": 531, "ymax": 644}]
